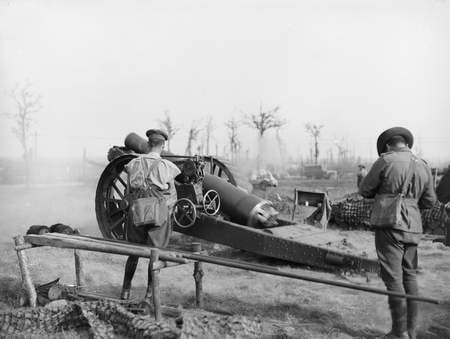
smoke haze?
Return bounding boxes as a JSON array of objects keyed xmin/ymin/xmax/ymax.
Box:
[{"xmin": 0, "ymin": 0, "xmax": 449, "ymax": 164}]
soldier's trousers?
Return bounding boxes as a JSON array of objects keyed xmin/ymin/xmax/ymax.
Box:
[{"xmin": 375, "ymin": 229, "xmax": 420, "ymax": 336}]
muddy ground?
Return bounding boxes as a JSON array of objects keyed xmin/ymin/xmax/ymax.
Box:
[{"xmin": 0, "ymin": 179, "xmax": 449, "ymax": 338}]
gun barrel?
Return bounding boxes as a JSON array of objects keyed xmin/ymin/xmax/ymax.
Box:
[{"xmin": 203, "ymin": 174, "xmax": 278, "ymax": 227}]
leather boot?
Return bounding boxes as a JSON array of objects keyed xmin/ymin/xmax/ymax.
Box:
[
  {"xmin": 120, "ymin": 288, "xmax": 131, "ymax": 300},
  {"xmin": 406, "ymin": 300, "xmax": 418, "ymax": 339},
  {"xmin": 389, "ymin": 297, "xmax": 408, "ymax": 337}
]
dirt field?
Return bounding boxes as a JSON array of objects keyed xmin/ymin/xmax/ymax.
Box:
[{"xmin": 0, "ymin": 180, "xmax": 449, "ymax": 338}]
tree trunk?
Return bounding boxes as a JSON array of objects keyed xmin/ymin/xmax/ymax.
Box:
[
  {"xmin": 24, "ymin": 151, "xmax": 31, "ymax": 188},
  {"xmin": 314, "ymin": 137, "xmax": 319, "ymax": 164}
]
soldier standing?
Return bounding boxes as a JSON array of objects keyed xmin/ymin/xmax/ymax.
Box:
[
  {"xmin": 120, "ymin": 129, "xmax": 181, "ymax": 300},
  {"xmin": 357, "ymin": 164, "xmax": 368, "ymax": 188},
  {"xmin": 359, "ymin": 127, "xmax": 436, "ymax": 339}
]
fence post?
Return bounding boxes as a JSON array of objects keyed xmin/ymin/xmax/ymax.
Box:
[
  {"xmin": 74, "ymin": 230, "xmax": 84, "ymax": 288},
  {"xmin": 150, "ymin": 249, "xmax": 162, "ymax": 321},
  {"xmin": 445, "ymin": 210, "xmax": 450, "ymax": 247},
  {"xmin": 192, "ymin": 243, "xmax": 204, "ymax": 308},
  {"xmin": 14, "ymin": 235, "xmax": 37, "ymax": 307}
]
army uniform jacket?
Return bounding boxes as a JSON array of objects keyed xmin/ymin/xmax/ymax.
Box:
[{"xmin": 359, "ymin": 148, "xmax": 436, "ymax": 233}]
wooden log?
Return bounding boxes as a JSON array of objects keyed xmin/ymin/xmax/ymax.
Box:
[
  {"xmin": 13, "ymin": 235, "xmax": 37, "ymax": 307},
  {"xmin": 73, "ymin": 230, "xmax": 85, "ymax": 288},
  {"xmin": 74, "ymin": 250, "xmax": 84, "ymax": 288},
  {"xmin": 191, "ymin": 243, "xmax": 204, "ymax": 308},
  {"xmin": 21, "ymin": 232, "xmax": 443, "ymax": 304},
  {"xmin": 150, "ymin": 249, "xmax": 162, "ymax": 322},
  {"xmin": 193, "ymin": 262, "xmax": 204, "ymax": 308},
  {"xmin": 445, "ymin": 218, "xmax": 450, "ymax": 247},
  {"xmin": 24, "ymin": 233, "xmax": 188, "ymax": 264}
]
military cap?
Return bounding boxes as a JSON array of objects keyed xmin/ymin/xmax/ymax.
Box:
[
  {"xmin": 376, "ymin": 127, "xmax": 414, "ymax": 155},
  {"xmin": 146, "ymin": 129, "xmax": 168, "ymax": 141}
]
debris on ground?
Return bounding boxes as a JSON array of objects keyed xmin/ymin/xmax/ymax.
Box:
[{"xmin": 0, "ymin": 299, "xmax": 267, "ymax": 338}]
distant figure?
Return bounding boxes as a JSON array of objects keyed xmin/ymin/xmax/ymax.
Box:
[
  {"xmin": 359, "ymin": 127, "xmax": 436, "ymax": 339},
  {"xmin": 357, "ymin": 164, "xmax": 367, "ymax": 188}
]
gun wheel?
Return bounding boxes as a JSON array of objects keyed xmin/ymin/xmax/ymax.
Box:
[
  {"xmin": 96, "ymin": 154, "xmax": 136, "ymax": 240},
  {"xmin": 203, "ymin": 190, "xmax": 220, "ymax": 216},
  {"xmin": 173, "ymin": 198, "xmax": 197, "ymax": 228}
]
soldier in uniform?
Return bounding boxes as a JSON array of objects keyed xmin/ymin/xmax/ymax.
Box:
[
  {"xmin": 120, "ymin": 129, "xmax": 181, "ymax": 300},
  {"xmin": 357, "ymin": 164, "xmax": 367, "ymax": 188},
  {"xmin": 359, "ymin": 127, "xmax": 436, "ymax": 339}
]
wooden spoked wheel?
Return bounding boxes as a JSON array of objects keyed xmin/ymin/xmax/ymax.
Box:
[
  {"xmin": 206, "ymin": 158, "xmax": 237, "ymax": 186},
  {"xmin": 96, "ymin": 154, "xmax": 237, "ymax": 239},
  {"xmin": 95, "ymin": 154, "xmax": 136, "ymax": 240}
]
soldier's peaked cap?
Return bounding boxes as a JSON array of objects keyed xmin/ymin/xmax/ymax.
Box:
[
  {"xmin": 146, "ymin": 129, "xmax": 168, "ymax": 141},
  {"xmin": 377, "ymin": 127, "xmax": 414, "ymax": 156}
]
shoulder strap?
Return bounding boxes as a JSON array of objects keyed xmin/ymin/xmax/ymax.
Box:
[
  {"xmin": 148, "ymin": 158, "xmax": 162, "ymax": 173},
  {"xmin": 140, "ymin": 157, "xmax": 163, "ymax": 188},
  {"xmin": 400, "ymin": 156, "xmax": 416, "ymax": 196}
]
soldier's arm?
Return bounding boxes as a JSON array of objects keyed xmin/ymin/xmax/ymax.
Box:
[
  {"xmin": 157, "ymin": 161, "xmax": 181, "ymax": 186},
  {"xmin": 418, "ymin": 165, "xmax": 437, "ymax": 210},
  {"xmin": 358, "ymin": 157, "xmax": 385, "ymax": 198}
]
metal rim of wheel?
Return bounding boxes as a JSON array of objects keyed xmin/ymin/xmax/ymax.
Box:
[
  {"xmin": 207, "ymin": 157, "xmax": 237, "ymax": 186},
  {"xmin": 203, "ymin": 189, "xmax": 221, "ymax": 216},
  {"xmin": 173, "ymin": 198, "xmax": 197, "ymax": 228},
  {"xmin": 95, "ymin": 154, "xmax": 136, "ymax": 240}
]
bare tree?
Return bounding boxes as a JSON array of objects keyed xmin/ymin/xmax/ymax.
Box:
[
  {"xmin": 275, "ymin": 127, "xmax": 287, "ymax": 164},
  {"xmin": 245, "ymin": 104, "xmax": 284, "ymax": 169},
  {"xmin": 204, "ymin": 115, "xmax": 214, "ymax": 155},
  {"xmin": 158, "ymin": 110, "xmax": 178, "ymax": 152},
  {"xmin": 3, "ymin": 83, "xmax": 42, "ymax": 185},
  {"xmin": 305, "ymin": 123, "xmax": 323, "ymax": 164},
  {"xmin": 225, "ymin": 117, "xmax": 241, "ymax": 163},
  {"xmin": 245, "ymin": 104, "xmax": 284, "ymax": 137},
  {"xmin": 333, "ymin": 138, "xmax": 349, "ymax": 181},
  {"xmin": 185, "ymin": 123, "xmax": 200, "ymax": 156},
  {"xmin": 334, "ymin": 138, "xmax": 349, "ymax": 162}
]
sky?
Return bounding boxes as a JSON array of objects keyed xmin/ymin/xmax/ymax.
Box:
[{"xmin": 1, "ymin": 0, "xmax": 449, "ymax": 165}]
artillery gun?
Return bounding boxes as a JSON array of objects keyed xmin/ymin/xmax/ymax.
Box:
[
  {"xmin": 96, "ymin": 132, "xmax": 379, "ymax": 273},
  {"xmin": 170, "ymin": 156, "xmax": 221, "ymax": 228}
]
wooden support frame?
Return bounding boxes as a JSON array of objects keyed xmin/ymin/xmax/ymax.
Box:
[
  {"xmin": 150, "ymin": 249, "xmax": 162, "ymax": 322},
  {"xmin": 73, "ymin": 229, "xmax": 84, "ymax": 288},
  {"xmin": 14, "ymin": 235, "xmax": 37, "ymax": 307},
  {"xmin": 13, "ymin": 233, "xmax": 205, "ymax": 321},
  {"xmin": 13, "ymin": 232, "xmax": 443, "ymax": 310},
  {"xmin": 445, "ymin": 217, "xmax": 450, "ymax": 247},
  {"xmin": 191, "ymin": 243, "xmax": 204, "ymax": 308}
]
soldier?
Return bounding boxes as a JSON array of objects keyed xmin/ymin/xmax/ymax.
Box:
[
  {"xmin": 120, "ymin": 129, "xmax": 181, "ymax": 301},
  {"xmin": 359, "ymin": 127, "xmax": 436, "ymax": 339},
  {"xmin": 357, "ymin": 164, "xmax": 367, "ymax": 188}
]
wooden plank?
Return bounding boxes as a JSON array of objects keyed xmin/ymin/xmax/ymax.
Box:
[
  {"xmin": 192, "ymin": 243, "xmax": 204, "ymax": 308},
  {"xmin": 14, "ymin": 235, "xmax": 37, "ymax": 307},
  {"xmin": 24, "ymin": 233, "xmax": 189, "ymax": 264},
  {"xmin": 150, "ymin": 249, "xmax": 162, "ymax": 322}
]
